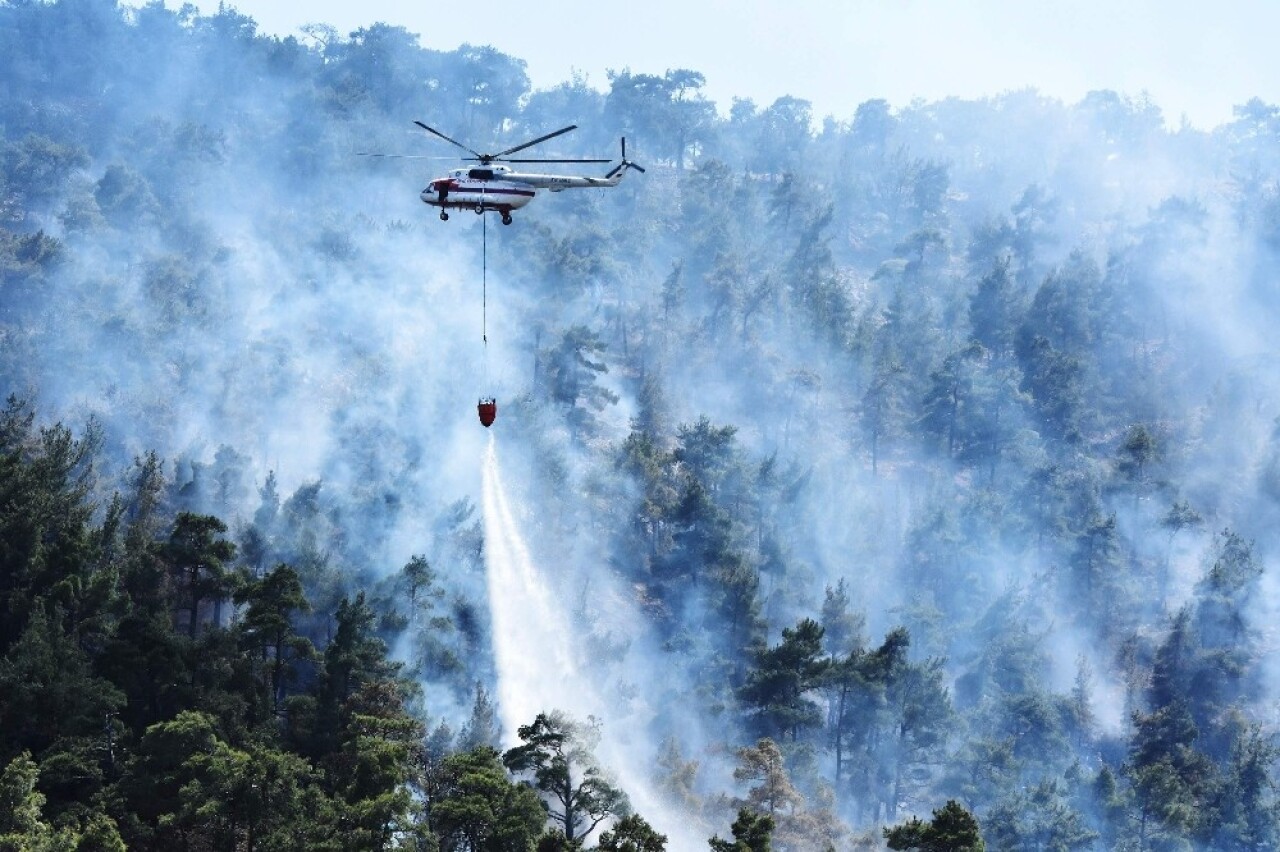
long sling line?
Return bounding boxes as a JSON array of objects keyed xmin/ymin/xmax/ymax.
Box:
[
  {"xmin": 482, "ymin": 209, "xmax": 487, "ymax": 345},
  {"xmin": 482, "ymin": 210, "xmax": 489, "ymax": 389}
]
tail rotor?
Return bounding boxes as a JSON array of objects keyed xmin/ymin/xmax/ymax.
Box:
[{"xmin": 606, "ymin": 137, "xmax": 646, "ymax": 179}]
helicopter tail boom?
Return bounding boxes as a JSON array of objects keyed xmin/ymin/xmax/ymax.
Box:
[{"xmin": 505, "ymin": 139, "xmax": 646, "ymax": 190}]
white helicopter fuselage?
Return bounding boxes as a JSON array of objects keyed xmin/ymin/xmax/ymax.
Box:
[{"xmin": 421, "ymin": 164, "xmax": 628, "ymax": 217}]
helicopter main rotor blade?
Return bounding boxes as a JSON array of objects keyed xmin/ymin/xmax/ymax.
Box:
[
  {"xmin": 493, "ymin": 124, "xmax": 578, "ymax": 159},
  {"xmin": 488, "ymin": 157, "xmax": 612, "ymax": 164},
  {"xmin": 357, "ymin": 153, "xmax": 458, "ymax": 159},
  {"xmin": 413, "ymin": 121, "xmax": 482, "ymax": 158}
]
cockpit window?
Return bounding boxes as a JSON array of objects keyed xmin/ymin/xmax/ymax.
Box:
[{"xmin": 468, "ymin": 168, "xmax": 494, "ymax": 180}]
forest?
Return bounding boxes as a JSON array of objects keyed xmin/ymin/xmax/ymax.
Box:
[{"xmin": 4, "ymin": 0, "xmax": 1280, "ymax": 849}]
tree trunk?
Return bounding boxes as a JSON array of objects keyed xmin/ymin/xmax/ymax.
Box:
[
  {"xmin": 189, "ymin": 567, "xmax": 200, "ymax": 639},
  {"xmin": 833, "ymin": 683, "xmax": 847, "ymax": 788},
  {"xmin": 870, "ymin": 425, "xmax": 880, "ymax": 477},
  {"xmin": 561, "ymin": 771, "xmax": 576, "ymax": 843},
  {"xmin": 947, "ymin": 381, "xmax": 959, "ymax": 456}
]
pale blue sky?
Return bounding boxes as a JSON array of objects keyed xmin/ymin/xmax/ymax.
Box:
[{"xmin": 156, "ymin": 0, "xmax": 1277, "ymax": 128}]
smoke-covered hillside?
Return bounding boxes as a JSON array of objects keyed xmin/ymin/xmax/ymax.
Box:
[{"xmin": 4, "ymin": 1, "xmax": 1280, "ymax": 849}]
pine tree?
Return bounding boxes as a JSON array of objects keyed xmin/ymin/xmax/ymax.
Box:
[
  {"xmin": 503, "ymin": 712, "xmax": 629, "ymax": 844},
  {"xmin": 885, "ymin": 800, "xmax": 984, "ymax": 851},
  {"xmin": 739, "ymin": 619, "xmax": 829, "ymax": 741},
  {"xmin": 163, "ymin": 512, "xmax": 237, "ymax": 639},
  {"xmin": 234, "ymin": 562, "xmax": 315, "ymax": 716},
  {"xmin": 708, "ymin": 809, "xmax": 774, "ymax": 852}
]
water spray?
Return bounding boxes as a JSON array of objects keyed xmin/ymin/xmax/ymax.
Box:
[{"xmin": 481, "ymin": 434, "xmax": 708, "ymax": 847}]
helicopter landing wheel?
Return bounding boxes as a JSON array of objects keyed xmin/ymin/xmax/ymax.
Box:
[
  {"xmin": 475, "ymin": 207, "xmax": 485, "ymax": 215},
  {"xmin": 501, "ymin": 213, "xmax": 513, "ymax": 225},
  {"xmin": 439, "ymin": 211, "xmax": 449, "ymax": 221}
]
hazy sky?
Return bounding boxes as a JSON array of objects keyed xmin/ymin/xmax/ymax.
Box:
[{"xmin": 157, "ymin": 0, "xmax": 1276, "ymax": 129}]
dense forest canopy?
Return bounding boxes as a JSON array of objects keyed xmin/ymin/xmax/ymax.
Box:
[{"xmin": 4, "ymin": 1, "xmax": 1280, "ymax": 849}]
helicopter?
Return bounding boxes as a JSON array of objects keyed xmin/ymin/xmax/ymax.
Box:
[{"xmin": 377, "ymin": 122, "xmax": 645, "ymax": 224}]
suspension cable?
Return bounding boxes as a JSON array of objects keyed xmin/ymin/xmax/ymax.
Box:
[{"xmin": 482, "ymin": 210, "xmax": 487, "ymax": 346}]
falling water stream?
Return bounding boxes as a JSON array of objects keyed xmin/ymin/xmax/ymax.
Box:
[
  {"xmin": 481, "ymin": 433, "xmax": 593, "ymax": 737},
  {"xmin": 480, "ymin": 433, "xmax": 704, "ymax": 848}
]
